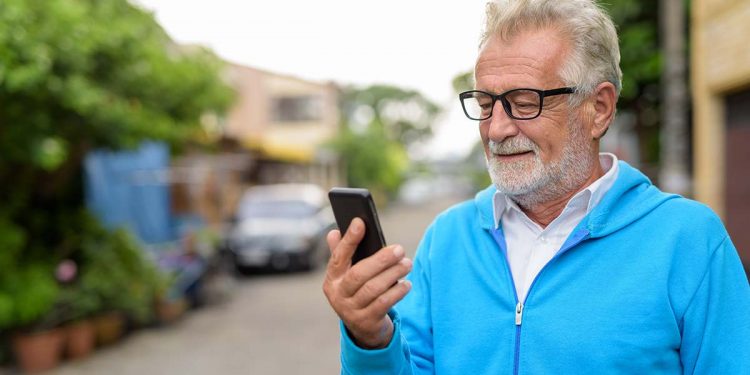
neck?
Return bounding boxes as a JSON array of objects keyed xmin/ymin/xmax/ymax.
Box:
[{"xmin": 512, "ymin": 159, "xmax": 604, "ymax": 228}]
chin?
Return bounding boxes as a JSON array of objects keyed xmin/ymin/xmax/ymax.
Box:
[{"xmin": 486, "ymin": 155, "xmax": 547, "ymax": 195}]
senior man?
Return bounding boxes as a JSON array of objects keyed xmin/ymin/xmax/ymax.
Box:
[{"xmin": 323, "ymin": 0, "xmax": 750, "ymax": 373}]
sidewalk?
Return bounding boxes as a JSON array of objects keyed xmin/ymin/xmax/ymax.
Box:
[{"xmin": 44, "ymin": 271, "xmax": 341, "ymax": 375}]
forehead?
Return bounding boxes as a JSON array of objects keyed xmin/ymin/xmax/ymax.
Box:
[{"xmin": 475, "ymin": 27, "xmax": 570, "ymax": 91}]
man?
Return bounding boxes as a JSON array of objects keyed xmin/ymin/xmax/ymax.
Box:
[{"xmin": 323, "ymin": 0, "xmax": 750, "ymax": 373}]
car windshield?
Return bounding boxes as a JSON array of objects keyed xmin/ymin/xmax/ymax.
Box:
[{"xmin": 238, "ymin": 200, "xmax": 318, "ymax": 219}]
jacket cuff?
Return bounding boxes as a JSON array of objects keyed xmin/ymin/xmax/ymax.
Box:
[{"xmin": 340, "ymin": 309, "xmax": 406, "ymax": 374}]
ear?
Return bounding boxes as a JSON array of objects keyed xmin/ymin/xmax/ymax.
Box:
[{"xmin": 590, "ymin": 82, "xmax": 617, "ymax": 139}]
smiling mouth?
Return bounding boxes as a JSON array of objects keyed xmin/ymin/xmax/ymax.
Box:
[{"xmin": 496, "ymin": 150, "xmax": 533, "ymax": 157}]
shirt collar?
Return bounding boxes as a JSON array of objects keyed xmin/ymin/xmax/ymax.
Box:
[{"xmin": 492, "ymin": 153, "xmax": 620, "ymax": 229}]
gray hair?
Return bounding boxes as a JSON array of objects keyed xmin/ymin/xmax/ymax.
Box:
[{"xmin": 480, "ymin": 0, "xmax": 622, "ymax": 106}]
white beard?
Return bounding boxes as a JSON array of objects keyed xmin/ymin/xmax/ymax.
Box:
[{"xmin": 485, "ymin": 117, "xmax": 594, "ymax": 208}]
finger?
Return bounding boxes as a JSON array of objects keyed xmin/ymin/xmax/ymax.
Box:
[
  {"xmin": 327, "ymin": 218, "xmax": 365, "ymax": 278},
  {"xmin": 326, "ymin": 229, "xmax": 341, "ymax": 254},
  {"xmin": 351, "ymin": 257, "xmax": 412, "ymax": 307},
  {"xmin": 364, "ymin": 279, "xmax": 412, "ymax": 318},
  {"xmin": 341, "ymin": 244, "xmax": 405, "ymax": 297}
]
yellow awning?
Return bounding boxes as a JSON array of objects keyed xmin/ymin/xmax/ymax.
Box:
[{"xmin": 244, "ymin": 139, "xmax": 315, "ymax": 163}]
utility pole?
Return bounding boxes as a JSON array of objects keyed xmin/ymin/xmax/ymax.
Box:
[{"xmin": 659, "ymin": 0, "xmax": 691, "ymax": 196}]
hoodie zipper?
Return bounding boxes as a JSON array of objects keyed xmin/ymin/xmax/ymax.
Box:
[{"xmin": 492, "ymin": 228, "xmax": 590, "ymax": 375}]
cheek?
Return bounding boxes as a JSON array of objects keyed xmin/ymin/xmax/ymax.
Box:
[
  {"xmin": 529, "ymin": 126, "xmax": 567, "ymax": 161},
  {"xmin": 479, "ymin": 125, "xmax": 491, "ymax": 158}
]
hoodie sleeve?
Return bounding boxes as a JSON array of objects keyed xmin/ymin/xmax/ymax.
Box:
[
  {"xmin": 339, "ymin": 310, "xmax": 414, "ymax": 375},
  {"xmin": 339, "ymin": 224, "xmax": 437, "ymax": 375},
  {"xmin": 679, "ymin": 236, "xmax": 750, "ymax": 374}
]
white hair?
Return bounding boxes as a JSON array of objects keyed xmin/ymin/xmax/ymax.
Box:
[{"xmin": 480, "ymin": 0, "xmax": 622, "ymax": 106}]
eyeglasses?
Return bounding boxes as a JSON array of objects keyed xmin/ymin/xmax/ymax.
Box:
[{"xmin": 458, "ymin": 87, "xmax": 576, "ymax": 121}]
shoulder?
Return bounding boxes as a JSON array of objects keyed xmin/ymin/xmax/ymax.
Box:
[
  {"xmin": 428, "ymin": 198, "xmax": 484, "ymax": 232},
  {"xmin": 417, "ymin": 198, "xmax": 484, "ymax": 251},
  {"xmin": 655, "ymin": 196, "xmax": 728, "ymax": 237}
]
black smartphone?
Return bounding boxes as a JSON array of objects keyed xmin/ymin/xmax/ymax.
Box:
[{"xmin": 328, "ymin": 187, "xmax": 387, "ymax": 265}]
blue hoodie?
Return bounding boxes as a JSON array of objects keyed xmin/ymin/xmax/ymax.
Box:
[{"xmin": 339, "ymin": 162, "xmax": 750, "ymax": 374}]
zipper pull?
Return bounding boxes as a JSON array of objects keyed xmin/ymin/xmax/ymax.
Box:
[{"xmin": 515, "ymin": 302, "xmax": 524, "ymax": 326}]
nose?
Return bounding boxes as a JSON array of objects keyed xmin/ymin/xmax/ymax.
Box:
[{"xmin": 483, "ymin": 100, "xmax": 520, "ymax": 143}]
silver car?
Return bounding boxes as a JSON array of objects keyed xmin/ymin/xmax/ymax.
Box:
[{"xmin": 226, "ymin": 184, "xmax": 335, "ymax": 272}]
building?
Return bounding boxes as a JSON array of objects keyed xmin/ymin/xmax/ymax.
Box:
[
  {"xmin": 692, "ymin": 0, "xmax": 750, "ymax": 269},
  {"xmin": 223, "ymin": 63, "xmax": 342, "ymax": 189}
]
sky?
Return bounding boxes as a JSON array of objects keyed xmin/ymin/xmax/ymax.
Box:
[{"xmin": 133, "ymin": 0, "xmax": 487, "ymax": 159}]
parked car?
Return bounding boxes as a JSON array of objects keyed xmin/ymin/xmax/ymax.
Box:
[{"xmin": 225, "ymin": 184, "xmax": 335, "ymax": 272}]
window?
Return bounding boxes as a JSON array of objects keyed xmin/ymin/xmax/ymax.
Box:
[{"xmin": 271, "ymin": 95, "xmax": 324, "ymax": 122}]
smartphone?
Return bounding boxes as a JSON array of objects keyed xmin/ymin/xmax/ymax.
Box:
[{"xmin": 328, "ymin": 187, "xmax": 387, "ymax": 265}]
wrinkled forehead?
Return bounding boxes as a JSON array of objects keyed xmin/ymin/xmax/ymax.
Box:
[{"xmin": 475, "ymin": 27, "xmax": 571, "ymax": 86}]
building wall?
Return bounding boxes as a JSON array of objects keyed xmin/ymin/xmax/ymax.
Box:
[
  {"xmin": 222, "ymin": 64, "xmax": 342, "ymax": 189},
  {"xmin": 224, "ymin": 64, "xmax": 339, "ymax": 163},
  {"xmin": 692, "ymin": 0, "xmax": 750, "ymax": 216}
]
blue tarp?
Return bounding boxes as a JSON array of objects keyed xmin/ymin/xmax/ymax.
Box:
[
  {"xmin": 84, "ymin": 141, "xmax": 172, "ymax": 244},
  {"xmin": 84, "ymin": 142, "xmax": 208, "ymax": 302}
]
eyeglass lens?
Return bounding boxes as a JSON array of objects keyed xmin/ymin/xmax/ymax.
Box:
[{"xmin": 463, "ymin": 90, "xmax": 542, "ymax": 120}]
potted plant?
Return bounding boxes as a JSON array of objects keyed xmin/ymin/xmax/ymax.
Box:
[
  {"xmin": 80, "ymin": 227, "xmax": 167, "ymax": 342},
  {"xmin": 3, "ymin": 264, "xmax": 64, "ymax": 374},
  {"xmin": 0, "ymin": 213, "xmax": 86, "ymax": 372},
  {"xmin": 53, "ymin": 260, "xmax": 100, "ymax": 360},
  {"xmin": 79, "ymin": 228, "xmax": 128, "ymax": 346}
]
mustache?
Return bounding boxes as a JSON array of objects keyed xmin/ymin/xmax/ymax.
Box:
[{"xmin": 488, "ymin": 138, "xmax": 538, "ymax": 155}]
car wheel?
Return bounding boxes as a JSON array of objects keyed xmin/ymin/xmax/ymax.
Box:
[{"xmin": 269, "ymin": 253, "xmax": 291, "ymax": 271}]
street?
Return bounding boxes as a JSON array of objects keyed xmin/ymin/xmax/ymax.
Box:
[{"xmin": 43, "ymin": 194, "xmax": 469, "ymax": 375}]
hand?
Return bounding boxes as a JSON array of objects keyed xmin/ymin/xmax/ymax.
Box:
[{"xmin": 322, "ymin": 218, "xmax": 413, "ymax": 349}]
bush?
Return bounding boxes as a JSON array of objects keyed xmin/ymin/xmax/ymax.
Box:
[{"xmin": 80, "ymin": 227, "xmax": 167, "ymax": 324}]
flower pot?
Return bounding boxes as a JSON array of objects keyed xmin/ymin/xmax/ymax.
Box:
[
  {"xmin": 155, "ymin": 298, "xmax": 187, "ymax": 325},
  {"xmin": 92, "ymin": 312, "xmax": 125, "ymax": 346},
  {"xmin": 64, "ymin": 320, "xmax": 95, "ymax": 360},
  {"xmin": 11, "ymin": 328, "xmax": 65, "ymax": 373}
]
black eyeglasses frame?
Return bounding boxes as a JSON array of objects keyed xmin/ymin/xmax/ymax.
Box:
[{"xmin": 458, "ymin": 87, "xmax": 576, "ymax": 121}]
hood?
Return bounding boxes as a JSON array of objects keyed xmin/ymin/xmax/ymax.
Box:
[
  {"xmin": 232, "ymin": 217, "xmax": 320, "ymax": 238},
  {"xmin": 474, "ymin": 161, "xmax": 679, "ymax": 238}
]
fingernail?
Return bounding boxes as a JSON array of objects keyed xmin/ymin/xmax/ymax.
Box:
[
  {"xmin": 403, "ymin": 280, "xmax": 412, "ymax": 290},
  {"xmin": 399, "ymin": 257, "xmax": 412, "ymax": 268},
  {"xmin": 351, "ymin": 219, "xmax": 362, "ymax": 234},
  {"xmin": 393, "ymin": 245, "xmax": 404, "ymax": 258}
]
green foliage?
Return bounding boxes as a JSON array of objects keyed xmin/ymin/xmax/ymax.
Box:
[
  {"xmin": 0, "ymin": 218, "xmax": 59, "ymax": 331},
  {"xmin": 333, "ymin": 85, "xmax": 440, "ymax": 198},
  {"xmin": 0, "ymin": 0, "xmax": 233, "ymax": 317},
  {"xmin": 600, "ymin": 0, "xmax": 665, "ymax": 167},
  {"xmin": 0, "ymin": 263, "xmax": 59, "ymax": 331},
  {"xmin": 79, "ymin": 227, "xmax": 167, "ymax": 324},
  {"xmin": 0, "ymin": 0, "xmax": 234, "ymax": 160},
  {"xmin": 340, "ymin": 85, "xmax": 440, "ymax": 146},
  {"xmin": 0, "ymin": 210, "xmax": 168, "ymax": 331},
  {"xmin": 332, "ymin": 122, "xmax": 409, "ymax": 200},
  {"xmin": 452, "ymin": 71, "xmax": 474, "ymax": 94}
]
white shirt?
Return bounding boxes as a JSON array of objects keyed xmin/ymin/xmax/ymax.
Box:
[{"xmin": 492, "ymin": 153, "xmax": 619, "ymax": 302}]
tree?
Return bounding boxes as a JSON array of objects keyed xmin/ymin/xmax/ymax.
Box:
[
  {"xmin": 333, "ymin": 85, "xmax": 440, "ymax": 200},
  {"xmin": 0, "ymin": 0, "xmax": 233, "ymax": 253},
  {"xmin": 0, "ymin": 0, "xmax": 234, "ymax": 329},
  {"xmin": 658, "ymin": 0, "xmax": 690, "ymax": 195},
  {"xmin": 602, "ymin": 0, "xmax": 664, "ymax": 177}
]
